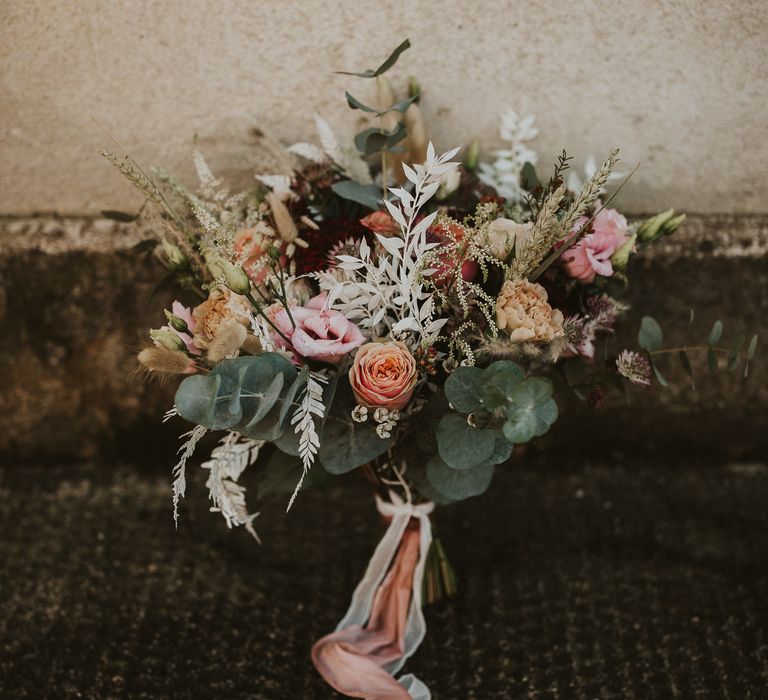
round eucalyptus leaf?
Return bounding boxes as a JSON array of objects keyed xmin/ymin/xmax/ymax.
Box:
[
  {"xmin": 426, "ymin": 455, "xmax": 495, "ymax": 501},
  {"xmin": 502, "ymin": 377, "xmax": 558, "ymax": 444},
  {"xmin": 444, "ymin": 366, "xmax": 485, "ymax": 413},
  {"xmin": 437, "ymin": 414, "xmax": 496, "ymax": 470}
]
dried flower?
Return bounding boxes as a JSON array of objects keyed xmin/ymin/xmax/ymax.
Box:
[
  {"xmin": 495, "ymin": 280, "xmax": 564, "ymax": 343},
  {"xmin": 138, "ymin": 347, "xmax": 194, "ymax": 374},
  {"xmin": 563, "ymin": 315, "xmax": 596, "ymax": 360},
  {"xmin": 616, "ymin": 350, "xmax": 652, "ymax": 386},
  {"xmin": 192, "ymin": 287, "xmax": 251, "ymax": 349},
  {"xmin": 206, "ymin": 318, "xmax": 249, "ymax": 362},
  {"xmin": 351, "ymin": 405, "xmax": 369, "ymax": 423}
]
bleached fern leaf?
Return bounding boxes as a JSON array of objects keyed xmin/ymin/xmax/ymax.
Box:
[
  {"xmin": 314, "ymin": 114, "xmax": 373, "ymax": 185},
  {"xmin": 287, "ymin": 371, "xmax": 328, "ymax": 512},
  {"xmin": 202, "ymin": 432, "xmax": 264, "ymax": 542},
  {"xmin": 171, "ymin": 425, "xmax": 208, "ymax": 527},
  {"xmin": 255, "ymin": 174, "xmax": 293, "ymax": 199},
  {"xmin": 288, "ymin": 142, "xmax": 326, "ymax": 163}
]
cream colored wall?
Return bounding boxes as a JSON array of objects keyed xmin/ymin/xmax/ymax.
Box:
[{"xmin": 1, "ymin": 0, "xmax": 766, "ymax": 215}]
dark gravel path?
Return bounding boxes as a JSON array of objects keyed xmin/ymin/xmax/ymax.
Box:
[{"xmin": 1, "ymin": 457, "xmax": 767, "ymax": 699}]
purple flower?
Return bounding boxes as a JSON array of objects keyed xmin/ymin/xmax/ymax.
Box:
[{"xmin": 616, "ymin": 350, "xmax": 652, "ymax": 386}]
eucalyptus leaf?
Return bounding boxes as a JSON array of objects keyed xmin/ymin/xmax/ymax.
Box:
[
  {"xmin": 638, "ymin": 316, "xmax": 663, "ymax": 352},
  {"xmin": 336, "ymin": 39, "xmax": 411, "ymax": 78},
  {"xmin": 650, "ymin": 358, "xmax": 668, "ymax": 386},
  {"xmin": 489, "ymin": 435, "xmax": 513, "ymax": 465},
  {"xmin": 330, "ymin": 181, "xmax": 382, "ymax": 210},
  {"xmin": 707, "ymin": 347, "xmax": 718, "ymax": 373},
  {"xmin": 678, "ymin": 350, "xmax": 695, "ymax": 390},
  {"xmin": 436, "ymin": 414, "xmax": 496, "ymax": 470},
  {"xmin": 101, "ymin": 209, "xmax": 138, "ymax": 222},
  {"xmin": 501, "ymin": 378, "xmax": 558, "ymax": 444},
  {"xmin": 346, "ymin": 91, "xmax": 419, "ymax": 116},
  {"xmin": 520, "ymin": 162, "xmax": 540, "ymax": 191},
  {"xmin": 444, "ymin": 366, "xmax": 485, "ymax": 413},
  {"xmin": 708, "ymin": 320, "xmax": 723, "ymax": 346},
  {"xmin": 727, "ymin": 335, "xmax": 744, "ymax": 373},
  {"xmin": 426, "ymin": 455, "xmax": 494, "ymax": 501},
  {"xmin": 354, "ymin": 123, "xmax": 407, "ymax": 157},
  {"xmin": 318, "ymin": 414, "xmax": 391, "ymax": 474}
]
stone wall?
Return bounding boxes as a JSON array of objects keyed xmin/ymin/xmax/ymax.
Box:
[{"xmin": 2, "ymin": 0, "xmax": 767, "ymax": 215}]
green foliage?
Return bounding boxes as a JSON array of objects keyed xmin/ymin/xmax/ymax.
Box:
[
  {"xmin": 354, "ymin": 123, "xmax": 407, "ymax": 157},
  {"xmin": 444, "ymin": 360, "xmax": 558, "ymax": 448},
  {"xmin": 636, "ymin": 209, "xmax": 685, "ymax": 243},
  {"xmin": 345, "ymin": 91, "xmax": 419, "ymax": 116},
  {"xmin": 257, "ymin": 449, "xmax": 330, "ymax": 499},
  {"xmin": 336, "ymin": 39, "xmax": 411, "ymax": 78},
  {"xmin": 174, "ymin": 354, "xmax": 300, "ymax": 439},
  {"xmin": 426, "ymin": 455, "xmax": 495, "ymax": 501},
  {"xmin": 436, "ymin": 414, "xmax": 496, "ymax": 470},
  {"xmin": 638, "ymin": 316, "xmax": 663, "ymax": 351},
  {"xmin": 317, "ymin": 380, "xmax": 391, "ymax": 474},
  {"xmin": 330, "ymin": 181, "xmax": 383, "ymax": 210}
]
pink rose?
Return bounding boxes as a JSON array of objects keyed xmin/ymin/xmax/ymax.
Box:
[
  {"xmin": 562, "ymin": 208, "xmax": 629, "ymax": 283},
  {"xmin": 360, "ymin": 211, "xmax": 400, "ymax": 236},
  {"xmin": 272, "ymin": 294, "xmax": 364, "ymax": 364},
  {"xmin": 349, "ymin": 341, "xmax": 417, "ymax": 410}
]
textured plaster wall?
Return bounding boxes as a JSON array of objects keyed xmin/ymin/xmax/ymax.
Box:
[{"xmin": 1, "ymin": 0, "xmax": 766, "ymax": 216}]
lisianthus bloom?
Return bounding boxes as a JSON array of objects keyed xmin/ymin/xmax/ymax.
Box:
[
  {"xmin": 495, "ymin": 279, "xmax": 564, "ymax": 343},
  {"xmin": 562, "ymin": 208, "xmax": 630, "ymax": 283},
  {"xmin": 349, "ymin": 341, "xmax": 417, "ymax": 410},
  {"xmin": 271, "ymin": 293, "xmax": 364, "ymax": 364},
  {"xmin": 163, "ymin": 301, "xmax": 199, "ymax": 354},
  {"xmin": 360, "ymin": 211, "xmax": 400, "ymax": 236}
]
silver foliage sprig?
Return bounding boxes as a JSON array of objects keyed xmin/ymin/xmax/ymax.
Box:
[
  {"xmin": 321, "ymin": 143, "xmax": 459, "ymax": 347},
  {"xmin": 287, "ymin": 371, "xmax": 328, "ymax": 512},
  {"xmin": 171, "ymin": 424, "xmax": 208, "ymax": 527},
  {"xmin": 201, "ymin": 432, "xmax": 263, "ymax": 542}
]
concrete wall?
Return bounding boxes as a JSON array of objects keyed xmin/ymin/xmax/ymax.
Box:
[{"xmin": 2, "ymin": 0, "xmax": 767, "ymax": 216}]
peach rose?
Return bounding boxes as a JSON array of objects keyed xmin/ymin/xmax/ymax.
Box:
[
  {"xmin": 360, "ymin": 211, "xmax": 400, "ymax": 236},
  {"xmin": 349, "ymin": 341, "xmax": 417, "ymax": 410}
]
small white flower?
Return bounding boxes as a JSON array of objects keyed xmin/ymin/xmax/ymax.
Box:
[
  {"xmin": 352, "ymin": 405, "xmax": 369, "ymax": 423},
  {"xmin": 373, "ymin": 407, "xmax": 390, "ymax": 423}
]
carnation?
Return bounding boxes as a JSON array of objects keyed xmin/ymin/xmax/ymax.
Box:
[{"xmin": 495, "ymin": 280, "xmax": 564, "ymax": 343}]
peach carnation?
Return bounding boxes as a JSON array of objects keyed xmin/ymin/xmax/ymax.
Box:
[
  {"xmin": 349, "ymin": 341, "xmax": 417, "ymax": 410},
  {"xmin": 192, "ymin": 287, "xmax": 251, "ymax": 348},
  {"xmin": 495, "ymin": 279, "xmax": 564, "ymax": 343}
]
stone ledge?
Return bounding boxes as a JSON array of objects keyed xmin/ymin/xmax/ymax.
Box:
[{"xmin": 0, "ymin": 214, "xmax": 765, "ymax": 463}]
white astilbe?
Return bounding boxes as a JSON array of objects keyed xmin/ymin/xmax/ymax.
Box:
[
  {"xmin": 202, "ymin": 432, "xmax": 263, "ymax": 542},
  {"xmin": 320, "ymin": 143, "xmax": 459, "ymax": 348},
  {"xmin": 171, "ymin": 425, "xmax": 208, "ymax": 527},
  {"xmin": 287, "ymin": 371, "xmax": 328, "ymax": 512},
  {"xmin": 478, "ymin": 110, "xmax": 538, "ymax": 203}
]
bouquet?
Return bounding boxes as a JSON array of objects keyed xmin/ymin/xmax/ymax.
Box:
[{"xmin": 104, "ymin": 40, "xmax": 758, "ymax": 699}]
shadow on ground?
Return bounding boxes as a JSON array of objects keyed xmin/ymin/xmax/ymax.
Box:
[{"xmin": 1, "ymin": 458, "xmax": 767, "ymax": 699}]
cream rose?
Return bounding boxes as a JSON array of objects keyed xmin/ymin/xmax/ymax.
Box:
[
  {"xmin": 349, "ymin": 341, "xmax": 417, "ymax": 410},
  {"xmin": 482, "ymin": 219, "xmax": 534, "ymax": 261},
  {"xmin": 495, "ymin": 279, "xmax": 564, "ymax": 343}
]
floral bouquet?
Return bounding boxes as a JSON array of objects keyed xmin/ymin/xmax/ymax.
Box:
[{"xmin": 104, "ymin": 40, "xmax": 758, "ymax": 699}]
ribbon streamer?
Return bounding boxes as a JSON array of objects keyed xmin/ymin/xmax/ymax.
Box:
[{"xmin": 312, "ymin": 492, "xmax": 434, "ymax": 699}]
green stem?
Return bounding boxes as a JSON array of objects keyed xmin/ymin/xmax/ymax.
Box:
[{"xmin": 245, "ymin": 292, "xmax": 292, "ymax": 345}]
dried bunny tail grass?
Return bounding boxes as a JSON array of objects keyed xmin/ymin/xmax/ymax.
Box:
[
  {"xmin": 240, "ymin": 333, "xmax": 263, "ymax": 356},
  {"xmin": 137, "ymin": 347, "xmax": 194, "ymax": 374},
  {"xmin": 266, "ymin": 192, "xmax": 298, "ymax": 243},
  {"xmin": 474, "ymin": 334, "xmax": 567, "ymax": 364},
  {"xmin": 509, "ymin": 183, "xmax": 566, "ymax": 279},
  {"xmin": 206, "ymin": 319, "xmax": 248, "ymax": 362}
]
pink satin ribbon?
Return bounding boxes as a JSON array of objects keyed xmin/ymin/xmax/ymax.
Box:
[{"xmin": 312, "ymin": 523, "xmax": 423, "ymax": 699}]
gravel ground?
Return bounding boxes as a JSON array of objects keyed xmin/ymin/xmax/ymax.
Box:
[{"xmin": 1, "ymin": 458, "xmax": 767, "ymax": 699}]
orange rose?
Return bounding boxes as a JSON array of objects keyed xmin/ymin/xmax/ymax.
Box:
[
  {"xmin": 349, "ymin": 341, "xmax": 417, "ymax": 410},
  {"xmin": 359, "ymin": 211, "xmax": 400, "ymax": 237}
]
